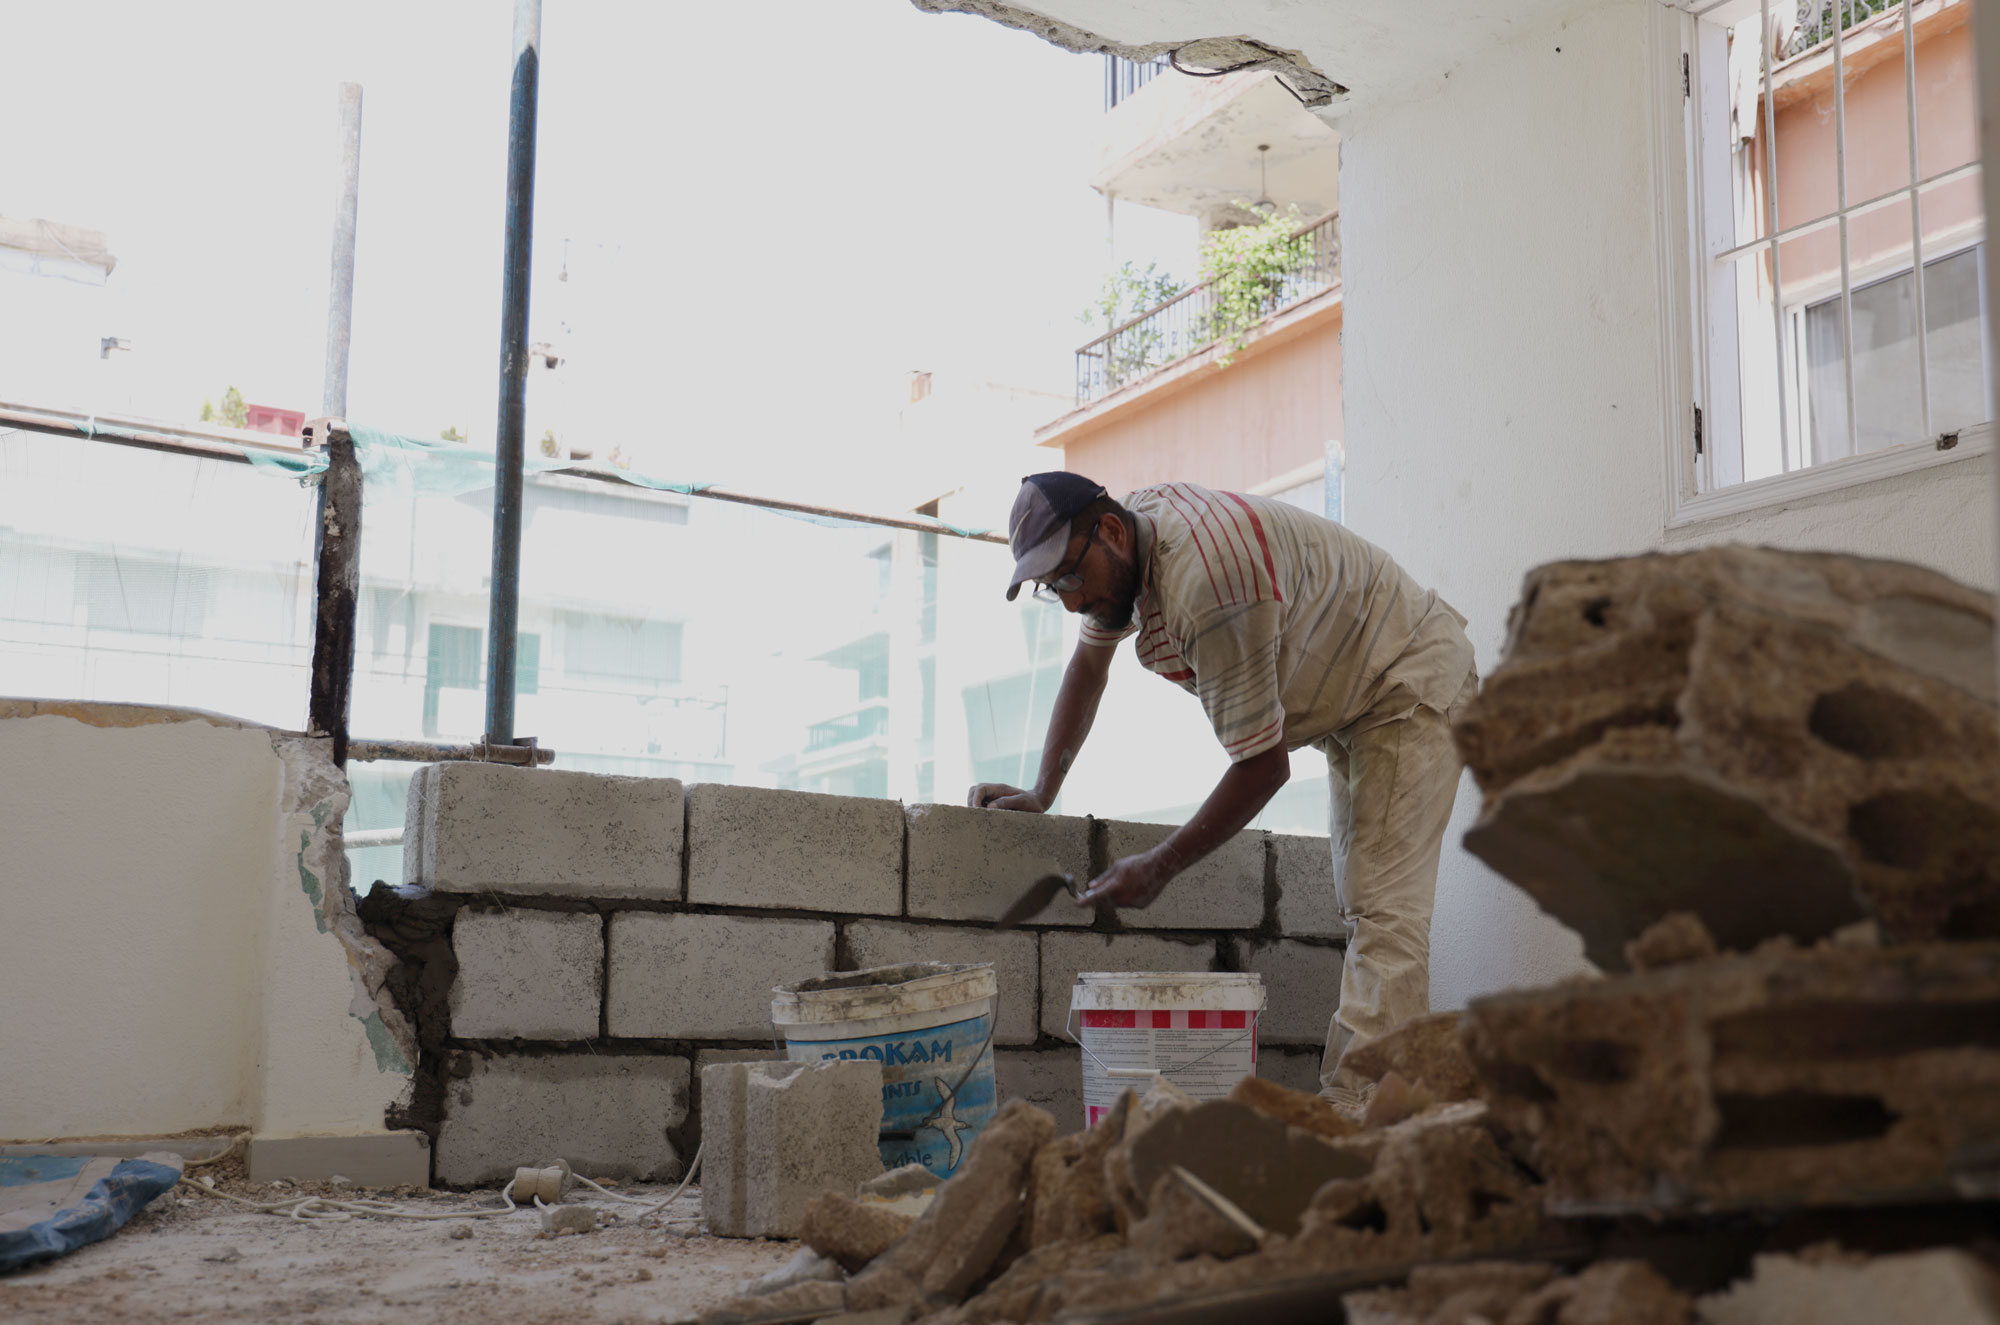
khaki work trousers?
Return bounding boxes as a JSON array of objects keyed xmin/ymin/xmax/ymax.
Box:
[{"xmin": 1317, "ymin": 669, "xmax": 1478, "ymax": 1096}]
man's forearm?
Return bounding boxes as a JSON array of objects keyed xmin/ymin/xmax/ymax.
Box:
[
  {"xmin": 1031, "ymin": 648, "xmax": 1111, "ymax": 803},
  {"xmin": 1150, "ymin": 745, "xmax": 1291, "ymax": 876}
]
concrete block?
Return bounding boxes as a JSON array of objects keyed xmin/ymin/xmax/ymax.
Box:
[
  {"xmin": 1097, "ymin": 820, "xmax": 1266, "ymax": 929},
  {"xmin": 1242, "ymin": 939, "xmax": 1344, "ymax": 1045},
  {"xmin": 246, "ymin": 1131, "xmax": 430, "ymax": 1187},
  {"xmin": 702, "ymin": 1059, "xmax": 885, "ymax": 1238},
  {"xmin": 1257, "ymin": 1046, "xmax": 1326, "ymax": 1098},
  {"xmin": 1271, "ymin": 832, "xmax": 1346, "ymax": 939},
  {"xmin": 845, "ymin": 920, "xmax": 1039, "ymax": 1045},
  {"xmin": 995, "ymin": 1049, "xmax": 1083, "ymax": 1135},
  {"xmin": 449, "ymin": 908, "xmax": 603, "ymax": 1040},
  {"xmin": 1466, "ymin": 940, "xmax": 2000, "ymax": 1213},
  {"xmin": 434, "ymin": 1053, "xmax": 688, "ymax": 1187},
  {"xmin": 686, "ymin": 783, "xmax": 902, "ymax": 914},
  {"xmin": 1038, "ymin": 931, "xmax": 1217, "ymax": 1039},
  {"xmin": 904, "ymin": 802, "xmax": 1093, "ymax": 926},
  {"xmin": 606, "ymin": 912, "xmax": 834, "ymax": 1041},
  {"xmin": 406, "ymin": 762, "xmax": 683, "ymax": 899}
]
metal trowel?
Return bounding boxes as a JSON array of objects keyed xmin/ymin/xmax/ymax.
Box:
[{"xmin": 995, "ymin": 872, "xmax": 1082, "ymax": 929}]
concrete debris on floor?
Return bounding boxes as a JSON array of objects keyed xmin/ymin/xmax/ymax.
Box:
[
  {"xmin": 685, "ymin": 548, "xmax": 2000, "ymax": 1325},
  {"xmin": 1455, "ymin": 546, "xmax": 2000, "ymax": 965}
]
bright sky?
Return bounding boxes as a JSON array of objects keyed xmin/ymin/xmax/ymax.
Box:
[{"xmin": 0, "ymin": 1, "xmax": 1196, "ymax": 501}]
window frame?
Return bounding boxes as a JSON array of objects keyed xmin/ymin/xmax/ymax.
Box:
[{"xmin": 1661, "ymin": 0, "xmax": 1992, "ymax": 530}]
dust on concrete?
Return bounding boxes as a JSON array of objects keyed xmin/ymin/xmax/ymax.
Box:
[{"xmin": 0, "ymin": 1168, "xmax": 797, "ymax": 1324}]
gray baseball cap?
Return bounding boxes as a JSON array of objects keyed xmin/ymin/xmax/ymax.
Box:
[{"xmin": 1005, "ymin": 472, "xmax": 1107, "ymax": 601}]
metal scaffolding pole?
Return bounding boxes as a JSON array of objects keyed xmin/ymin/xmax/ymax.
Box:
[
  {"xmin": 484, "ymin": 0, "xmax": 541, "ymax": 749},
  {"xmin": 308, "ymin": 84, "xmax": 365, "ymax": 765}
]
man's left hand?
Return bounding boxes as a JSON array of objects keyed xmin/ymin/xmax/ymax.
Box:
[{"xmin": 1077, "ymin": 850, "xmax": 1178, "ymax": 910}]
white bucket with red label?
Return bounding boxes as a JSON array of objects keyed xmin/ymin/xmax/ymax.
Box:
[{"xmin": 1067, "ymin": 971, "xmax": 1266, "ymax": 1128}]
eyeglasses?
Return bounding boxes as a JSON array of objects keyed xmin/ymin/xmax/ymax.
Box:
[{"xmin": 1031, "ymin": 522, "xmax": 1099, "ymax": 603}]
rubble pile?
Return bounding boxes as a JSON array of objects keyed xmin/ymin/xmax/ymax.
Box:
[{"xmin": 688, "ymin": 548, "xmax": 2000, "ymax": 1324}]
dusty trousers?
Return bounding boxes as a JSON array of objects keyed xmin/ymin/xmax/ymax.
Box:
[{"xmin": 1317, "ymin": 669, "xmax": 1477, "ymax": 1096}]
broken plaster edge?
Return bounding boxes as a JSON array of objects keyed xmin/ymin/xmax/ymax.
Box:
[
  {"xmin": 271, "ymin": 731, "xmax": 420, "ymax": 1078},
  {"xmin": 905, "ymin": 0, "xmax": 1346, "ymax": 104}
]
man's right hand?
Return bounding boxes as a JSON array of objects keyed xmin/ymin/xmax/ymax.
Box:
[{"xmin": 968, "ymin": 783, "xmax": 1048, "ymax": 813}]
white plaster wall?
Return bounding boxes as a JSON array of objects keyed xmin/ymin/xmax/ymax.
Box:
[
  {"xmin": 0, "ymin": 708, "xmax": 406, "ymax": 1141},
  {"xmin": 1337, "ymin": 0, "xmax": 1996, "ymax": 1009}
]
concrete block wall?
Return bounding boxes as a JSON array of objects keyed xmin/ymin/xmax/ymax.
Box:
[{"xmin": 370, "ymin": 770, "xmax": 1349, "ymax": 1185}]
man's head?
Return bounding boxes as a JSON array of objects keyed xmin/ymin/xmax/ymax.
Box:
[{"xmin": 1005, "ymin": 472, "xmax": 1143, "ymax": 630}]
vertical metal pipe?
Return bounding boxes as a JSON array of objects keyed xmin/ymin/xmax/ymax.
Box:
[
  {"xmin": 1979, "ymin": 0, "xmax": 2000, "ymax": 619},
  {"xmin": 485, "ymin": 0, "xmax": 541, "ymax": 747},
  {"xmin": 1833, "ymin": 0, "xmax": 1859, "ymax": 463},
  {"xmin": 1761, "ymin": 0, "xmax": 1793, "ymax": 470},
  {"xmin": 1903, "ymin": 0, "xmax": 1932, "ymax": 439},
  {"xmin": 323, "ymin": 84, "xmax": 363, "ymax": 419},
  {"xmin": 308, "ymin": 423, "xmax": 362, "ymax": 766}
]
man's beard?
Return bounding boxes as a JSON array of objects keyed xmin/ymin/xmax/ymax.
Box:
[{"xmin": 1086, "ymin": 542, "xmax": 1143, "ymax": 632}]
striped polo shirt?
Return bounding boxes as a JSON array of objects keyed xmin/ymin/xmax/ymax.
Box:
[{"xmin": 1080, "ymin": 483, "xmax": 1474, "ymax": 761}]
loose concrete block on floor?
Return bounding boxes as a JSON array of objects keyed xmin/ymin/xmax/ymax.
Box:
[
  {"xmin": 995, "ymin": 1049, "xmax": 1083, "ymax": 1135},
  {"xmin": 607, "ymin": 912, "xmax": 835, "ymax": 1041},
  {"xmin": 702, "ymin": 1059, "xmax": 885, "ymax": 1238},
  {"xmin": 1271, "ymin": 832, "xmax": 1346, "ymax": 939},
  {"xmin": 904, "ymin": 802, "xmax": 1093, "ymax": 926},
  {"xmin": 449, "ymin": 908, "xmax": 603, "ymax": 1040},
  {"xmin": 1038, "ymin": 931, "xmax": 1217, "ymax": 1039},
  {"xmin": 1243, "ymin": 939, "xmax": 1344, "ymax": 1045},
  {"xmin": 435, "ymin": 1053, "xmax": 688, "ymax": 1187},
  {"xmin": 686, "ymin": 783, "xmax": 902, "ymax": 915},
  {"xmin": 844, "ymin": 920, "xmax": 1039, "ymax": 1045},
  {"xmin": 1097, "ymin": 820, "xmax": 1266, "ymax": 929},
  {"xmin": 1258, "ymin": 1046, "xmax": 1326, "ymax": 1098},
  {"xmin": 405, "ymin": 763, "xmax": 683, "ymax": 899}
]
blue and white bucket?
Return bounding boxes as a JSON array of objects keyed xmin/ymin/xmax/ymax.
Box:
[{"xmin": 772, "ymin": 961, "xmax": 998, "ymax": 1181}]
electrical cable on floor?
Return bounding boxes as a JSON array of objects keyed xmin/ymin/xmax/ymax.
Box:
[{"xmin": 171, "ymin": 1141, "xmax": 703, "ymax": 1227}]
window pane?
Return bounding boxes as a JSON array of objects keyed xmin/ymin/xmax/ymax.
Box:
[{"xmin": 1923, "ymin": 244, "xmax": 1989, "ymax": 436}]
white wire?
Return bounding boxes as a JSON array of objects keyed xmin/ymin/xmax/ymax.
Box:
[{"xmin": 172, "ymin": 1141, "xmax": 702, "ymax": 1226}]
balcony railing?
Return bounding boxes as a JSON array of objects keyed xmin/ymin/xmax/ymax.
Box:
[
  {"xmin": 1105, "ymin": 55, "xmax": 1171, "ymax": 111},
  {"xmin": 806, "ymin": 701, "xmax": 890, "ymax": 751},
  {"xmin": 1074, "ymin": 210, "xmax": 1341, "ymax": 406}
]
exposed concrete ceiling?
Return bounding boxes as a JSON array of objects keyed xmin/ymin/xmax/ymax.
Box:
[
  {"xmin": 911, "ymin": 0, "xmax": 1616, "ymax": 110},
  {"xmin": 1093, "ymin": 72, "xmax": 1339, "ymax": 226}
]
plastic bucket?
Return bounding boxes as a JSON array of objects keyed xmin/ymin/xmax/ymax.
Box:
[
  {"xmin": 1068, "ymin": 971, "xmax": 1266, "ymax": 1128},
  {"xmin": 772, "ymin": 961, "xmax": 998, "ymax": 1180}
]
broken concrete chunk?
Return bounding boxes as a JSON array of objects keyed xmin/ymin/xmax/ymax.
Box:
[
  {"xmin": 1342, "ymin": 1012, "xmax": 1479, "ymax": 1102},
  {"xmin": 844, "ymin": 1099, "xmax": 1056, "ymax": 1314},
  {"xmin": 1122, "ymin": 1100, "xmax": 1372, "ymax": 1239},
  {"xmin": 1463, "ymin": 939, "xmax": 2000, "ymax": 1213},
  {"xmin": 1699, "ymin": 1247, "xmax": 2000, "ymax": 1325},
  {"xmin": 1121, "ymin": 1170, "xmax": 1260, "ymax": 1262},
  {"xmin": 1359, "ymin": 1071, "xmax": 1435, "ymax": 1129},
  {"xmin": 1342, "ymin": 1261, "xmax": 1558, "ymax": 1325},
  {"xmin": 801, "ymin": 1192, "xmax": 915, "ymax": 1272},
  {"xmin": 1025, "ymin": 1092, "xmax": 1129, "ymax": 1248},
  {"xmin": 1347, "ymin": 1258, "xmax": 1690, "ymax": 1325},
  {"xmin": 858, "ymin": 1162, "xmax": 939, "ymax": 1203},
  {"xmin": 696, "ymin": 1278, "xmax": 847, "ymax": 1325},
  {"xmin": 743, "ymin": 1247, "xmax": 846, "ymax": 1298},
  {"xmin": 1456, "ymin": 548, "xmax": 2000, "ymax": 964},
  {"xmin": 1226, "ymin": 1074, "xmax": 1362, "ymax": 1139},
  {"xmin": 931, "ymin": 1234, "xmax": 1125, "ymax": 1325},
  {"xmin": 1623, "ymin": 912, "xmax": 1718, "ymax": 971},
  {"xmin": 701, "ymin": 1058, "xmax": 885, "ymax": 1239}
]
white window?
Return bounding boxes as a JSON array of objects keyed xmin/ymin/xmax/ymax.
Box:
[{"xmin": 1675, "ymin": 0, "xmax": 1989, "ymax": 519}]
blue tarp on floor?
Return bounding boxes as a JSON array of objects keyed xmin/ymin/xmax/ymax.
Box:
[{"xmin": 0, "ymin": 1154, "xmax": 184, "ymax": 1273}]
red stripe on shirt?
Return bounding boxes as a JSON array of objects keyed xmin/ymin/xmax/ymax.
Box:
[
  {"xmin": 1189, "ymin": 484, "xmax": 1257, "ymax": 603},
  {"xmin": 1224, "ymin": 491, "xmax": 1284, "ymax": 604},
  {"xmin": 1224, "ymin": 715, "xmax": 1283, "ymax": 755},
  {"xmin": 1158, "ymin": 485, "xmax": 1227, "ymax": 606}
]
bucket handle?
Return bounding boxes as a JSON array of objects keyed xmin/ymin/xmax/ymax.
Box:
[{"xmin": 1063, "ymin": 1008, "xmax": 1257, "ymax": 1083}]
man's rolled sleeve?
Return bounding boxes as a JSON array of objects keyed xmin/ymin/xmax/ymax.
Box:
[{"xmin": 1184, "ymin": 601, "xmax": 1286, "ymax": 762}]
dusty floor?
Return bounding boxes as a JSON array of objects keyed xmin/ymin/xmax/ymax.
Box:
[{"xmin": 0, "ymin": 1162, "xmax": 799, "ymax": 1324}]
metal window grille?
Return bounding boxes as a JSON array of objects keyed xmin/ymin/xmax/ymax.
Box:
[{"xmin": 1685, "ymin": 0, "xmax": 1987, "ymax": 494}]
